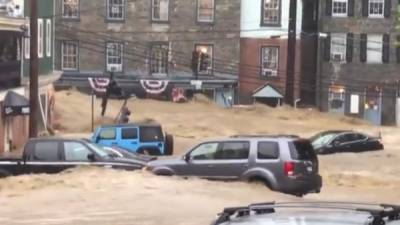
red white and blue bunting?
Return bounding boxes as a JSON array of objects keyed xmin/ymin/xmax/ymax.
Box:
[{"xmin": 140, "ymin": 80, "xmax": 169, "ymax": 95}]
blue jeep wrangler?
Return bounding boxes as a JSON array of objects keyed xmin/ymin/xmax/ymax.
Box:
[{"xmin": 92, "ymin": 123, "xmax": 173, "ymax": 156}]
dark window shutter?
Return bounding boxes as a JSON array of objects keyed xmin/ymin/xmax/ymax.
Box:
[
  {"xmin": 384, "ymin": 0, "xmax": 391, "ymax": 18},
  {"xmin": 382, "ymin": 33, "xmax": 390, "ymax": 63},
  {"xmin": 324, "ymin": 33, "xmax": 331, "ymax": 61},
  {"xmin": 348, "ymin": 0, "xmax": 355, "ymax": 17},
  {"xmin": 346, "ymin": 33, "xmax": 354, "ymax": 63},
  {"xmin": 362, "ymin": 0, "xmax": 369, "ymax": 17},
  {"xmin": 360, "ymin": 33, "xmax": 367, "ymax": 62},
  {"xmin": 326, "ymin": 0, "xmax": 332, "ymax": 16},
  {"xmin": 397, "ymin": 36, "xmax": 400, "ymax": 63}
]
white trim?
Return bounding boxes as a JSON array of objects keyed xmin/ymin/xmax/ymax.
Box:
[
  {"xmin": 61, "ymin": 41, "xmax": 79, "ymax": 71},
  {"xmin": 332, "ymin": 0, "xmax": 348, "ymax": 17},
  {"xmin": 368, "ymin": 0, "xmax": 384, "ymax": 18},
  {"xmin": 24, "ymin": 23, "xmax": 30, "ymax": 59},
  {"xmin": 46, "ymin": 19, "xmax": 51, "ymax": 57},
  {"xmin": 38, "ymin": 18, "xmax": 43, "ymax": 58},
  {"xmin": 152, "ymin": 0, "xmax": 169, "ymax": 21}
]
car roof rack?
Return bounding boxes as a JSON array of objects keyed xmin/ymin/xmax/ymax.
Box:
[
  {"xmin": 230, "ymin": 134, "xmax": 300, "ymax": 139},
  {"xmin": 212, "ymin": 202, "xmax": 400, "ymax": 225}
]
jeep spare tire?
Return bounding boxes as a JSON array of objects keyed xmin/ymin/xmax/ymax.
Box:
[{"xmin": 165, "ymin": 133, "xmax": 174, "ymax": 155}]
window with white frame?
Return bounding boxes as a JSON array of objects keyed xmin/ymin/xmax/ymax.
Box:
[
  {"xmin": 152, "ymin": 0, "xmax": 169, "ymax": 22},
  {"xmin": 262, "ymin": 0, "xmax": 280, "ymax": 25},
  {"xmin": 24, "ymin": 25, "xmax": 30, "ymax": 59},
  {"xmin": 150, "ymin": 43, "xmax": 169, "ymax": 76},
  {"xmin": 106, "ymin": 42, "xmax": 123, "ymax": 72},
  {"xmin": 107, "ymin": 0, "xmax": 125, "ymax": 21},
  {"xmin": 332, "ymin": 0, "xmax": 348, "ymax": 17},
  {"xmin": 331, "ymin": 33, "xmax": 347, "ymax": 62},
  {"xmin": 46, "ymin": 19, "xmax": 51, "ymax": 57},
  {"xmin": 261, "ymin": 47, "xmax": 279, "ymax": 77},
  {"xmin": 61, "ymin": 41, "xmax": 79, "ymax": 70},
  {"xmin": 62, "ymin": 0, "xmax": 79, "ymax": 18},
  {"xmin": 195, "ymin": 44, "xmax": 213, "ymax": 74},
  {"xmin": 197, "ymin": 0, "xmax": 215, "ymax": 23},
  {"xmin": 367, "ymin": 34, "xmax": 383, "ymax": 63},
  {"xmin": 38, "ymin": 19, "xmax": 43, "ymax": 58},
  {"xmin": 369, "ymin": 0, "xmax": 384, "ymax": 18}
]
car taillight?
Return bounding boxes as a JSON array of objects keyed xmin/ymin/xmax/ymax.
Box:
[{"xmin": 284, "ymin": 161, "xmax": 295, "ymax": 176}]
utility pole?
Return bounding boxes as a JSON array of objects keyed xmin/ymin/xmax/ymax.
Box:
[
  {"xmin": 29, "ymin": 0, "xmax": 39, "ymax": 138},
  {"xmin": 285, "ymin": 0, "xmax": 297, "ymax": 105}
]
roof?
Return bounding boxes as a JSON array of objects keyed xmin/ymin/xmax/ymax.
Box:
[
  {"xmin": 252, "ymin": 84, "xmax": 284, "ymax": 99},
  {"xmin": 222, "ymin": 210, "xmax": 372, "ymax": 225},
  {"xmin": 98, "ymin": 123, "xmax": 161, "ymax": 128}
]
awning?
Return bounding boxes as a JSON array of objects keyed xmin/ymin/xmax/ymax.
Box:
[
  {"xmin": 252, "ymin": 84, "xmax": 283, "ymax": 98},
  {"xmin": 3, "ymin": 91, "xmax": 30, "ymax": 116},
  {"xmin": 0, "ymin": 16, "xmax": 27, "ymax": 32}
]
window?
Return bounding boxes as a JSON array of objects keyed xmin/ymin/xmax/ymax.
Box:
[
  {"xmin": 195, "ymin": 44, "xmax": 213, "ymax": 74},
  {"xmin": 38, "ymin": 19, "xmax": 43, "ymax": 58},
  {"xmin": 289, "ymin": 141, "xmax": 317, "ymax": 161},
  {"xmin": 150, "ymin": 43, "xmax": 169, "ymax": 76},
  {"xmin": 122, "ymin": 128, "xmax": 138, "ymax": 139},
  {"xmin": 62, "ymin": 0, "xmax": 79, "ymax": 18},
  {"xmin": 215, "ymin": 142, "xmax": 250, "ymax": 160},
  {"xmin": 190, "ymin": 143, "xmax": 219, "ymax": 160},
  {"xmin": 107, "ymin": 0, "xmax": 125, "ymax": 21},
  {"xmin": 367, "ymin": 34, "xmax": 382, "ymax": 63},
  {"xmin": 329, "ymin": 86, "xmax": 345, "ymax": 109},
  {"xmin": 257, "ymin": 142, "xmax": 280, "ymax": 159},
  {"xmin": 261, "ymin": 0, "xmax": 280, "ymax": 25},
  {"xmin": 261, "ymin": 47, "xmax": 279, "ymax": 77},
  {"xmin": 197, "ymin": 0, "xmax": 215, "ymax": 23},
  {"xmin": 330, "ymin": 33, "xmax": 346, "ymax": 62},
  {"xmin": 99, "ymin": 128, "xmax": 116, "ymax": 140},
  {"xmin": 46, "ymin": 19, "xmax": 51, "ymax": 57},
  {"xmin": 64, "ymin": 142, "xmax": 92, "ymax": 161},
  {"xmin": 332, "ymin": 0, "xmax": 348, "ymax": 17},
  {"xmin": 61, "ymin": 41, "xmax": 79, "ymax": 70},
  {"xmin": 106, "ymin": 42, "xmax": 123, "ymax": 72},
  {"xmin": 152, "ymin": 0, "xmax": 169, "ymax": 22},
  {"xmin": 140, "ymin": 127, "xmax": 163, "ymax": 142},
  {"xmin": 24, "ymin": 25, "xmax": 30, "ymax": 59},
  {"xmin": 369, "ymin": 0, "xmax": 384, "ymax": 18},
  {"xmin": 32, "ymin": 142, "xmax": 59, "ymax": 161}
]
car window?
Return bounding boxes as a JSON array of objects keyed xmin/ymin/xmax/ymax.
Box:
[
  {"xmin": 140, "ymin": 126, "xmax": 163, "ymax": 142},
  {"xmin": 99, "ymin": 128, "xmax": 116, "ymax": 140},
  {"xmin": 289, "ymin": 140, "xmax": 317, "ymax": 161},
  {"xmin": 64, "ymin": 142, "xmax": 92, "ymax": 161},
  {"xmin": 122, "ymin": 128, "xmax": 138, "ymax": 139},
  {"xmin": 33, "ymin": 142, "xmax": 59, "ymax": 161},
  {"xmin": 257, "ymin": 142, "xmax": 279, "ymax": 159},
  {"xmin": 215, "ymin": 142, "xmax": 250, "ymax": 160},
  {"xmin": 190, "ymin": 143, "xmax": 219, "ymax": 160}
]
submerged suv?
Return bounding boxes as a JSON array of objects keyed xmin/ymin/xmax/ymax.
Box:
[
  {"xmin": 147, "ymin": 135, "xmax": 322, "ymax": 195},
  {"xmin": 92, "ymin": 123, "xmax": 173, "ymax": 156},
  {"xmin": 211, "ymin": 202, "xmax": 400, "ymax": 225}
]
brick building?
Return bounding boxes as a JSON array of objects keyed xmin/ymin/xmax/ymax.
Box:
[
  {"xmin": 318, "ymin": 0, "xmax": 400, "ymax": 125},
  {"xmin": 54, "ymin": 0, "xmax": 241, "ymax": 107},
  {"xmin": 238, "ymin": 0, "xmax": 318, "ymax": 107}
]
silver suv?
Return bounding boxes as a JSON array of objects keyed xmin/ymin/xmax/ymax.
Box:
[
  {"xmin": 146, "ymin": 135, "xmax": 322, "ymax": 195},
  {"xmin": 210, "ymin": 202, "xmax": 400, "ymax": 225}
]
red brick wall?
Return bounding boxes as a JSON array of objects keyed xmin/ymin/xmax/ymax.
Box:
[{"xmin": 239, "ymin": 38, "xmax": 302, "ymax": 104}]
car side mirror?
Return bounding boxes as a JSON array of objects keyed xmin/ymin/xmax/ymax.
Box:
[
  {"xmin": 332, "ymin": 140, "xmax": 340, "ymax": 147},
  {"xmin": 87, "ymin": 153, "xmax": 96, "ymax": 161},
  {"xmin": 183, "ymin": 154, "xmax": 191, "ymax": 162}
]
